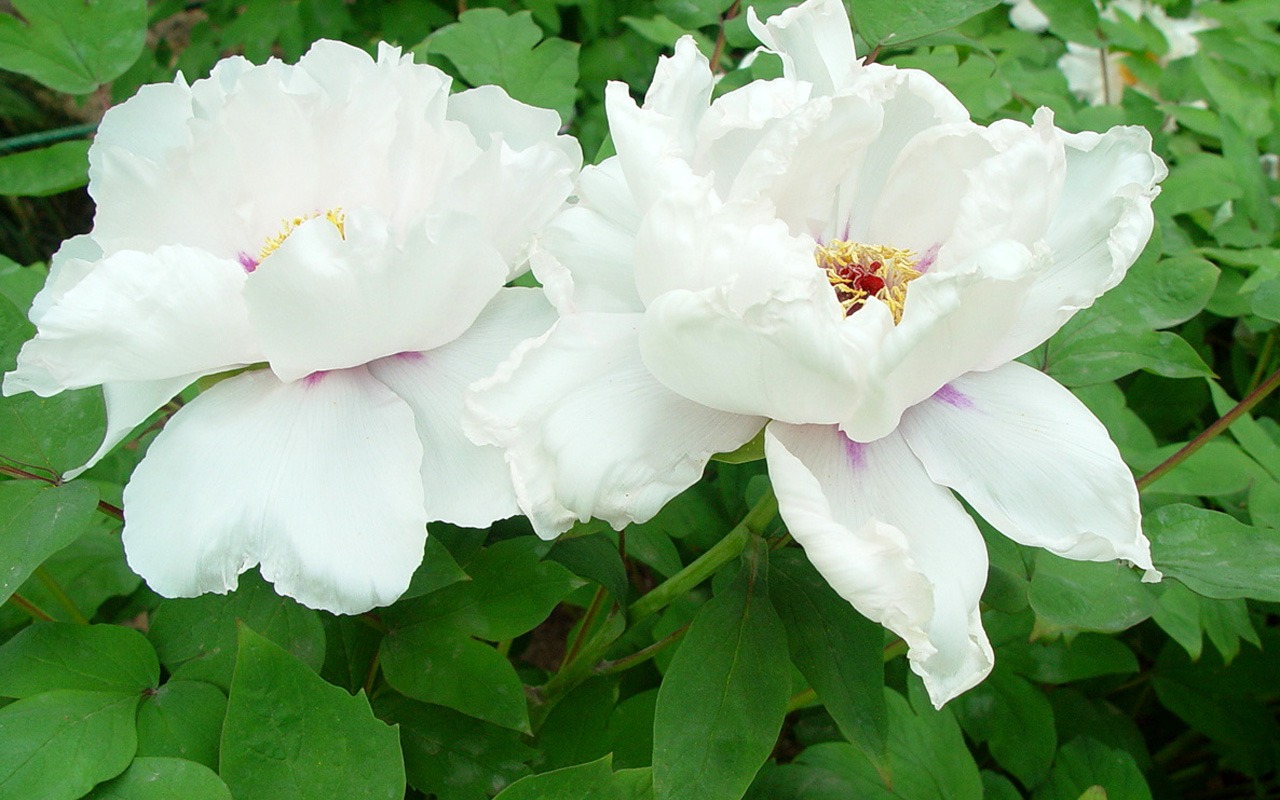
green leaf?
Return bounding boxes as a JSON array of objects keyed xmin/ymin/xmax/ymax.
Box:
[
  {"xmin": 1145, "ymin": 504, "xmax": 1280, "ymax": 601},
  {"xmin": 135, "ymin": 680, "xmax": 227, "ymax": 770},
  {"xmin": 1152, "ymin": 580, "xmax": 1203, "ymax": 660},
  {"xmin": 1043, "ymin": 317, "xmax": 1211, "ymax": 387},
  {"xmin": 1153, "ymin": 639, "xmax": 1280, "ymax": 776},
  {"xmin": 655, "ymin": 0, "xmax": 734, "ymax": 29},
  {"xmin": 538, "ymin": 677, "xmax": 617, "ymax": 770},
  {"xmin": 0, "ymin": 0, "xmax": 147, "ymax": 93},
  {"xmin": 1093, "ymin": 253, "xmax": 1219, "ymax": 330},
  {"xmin": 319, "ymin": 614, "xmax": 382, "ymax": 694},
  {"xmin": 783, "ymin": 683, "xmax": 984, "ymax": 799},
  {"xmin": 149, "ymin": 571, "xmax": 326, "ymax": 691},
  {"xmin": 0, "ymin": 689, "xmax": 139, "ymax": 799},
  {"xmin": 376, "ymin": 694, "xmax": 534, "ymax": 800},
  {"xmin": 0, "ymin": 256, "xmax": 46, "ymax": 311},
  {"xmin": 1002, "ymin": 633, "xmax": 1139, "ymax": 684},
  {"xmin": 0, "ymin": 139, "xmax": 90, "ymax": 196},
  {"xmin": 419, "ymin": 8, "xmax": 580, "ymax": 121},
  {"xmin": 1033, "ymin": 0, "xmax": 1102, "ymax": 45},
  {"xmin": 393, "ymin": 537, "xmax": 583, "ymax": 641},
  {"xmin": 769, "ymin": 549, "xmax": 887, "ymax": 769},
  {"xmin": 652, "ymin": 540, "xmax": 789, "ymax": 800},
  {"xmin": 1029, "ymin": 553, "xmax": 1157, "ymax": 633},
  {"xmin": 606, "ymin": 689, "xmax": 658, "ymax": 770},
  {"xmin": 1035, "ymin": 738, "xmax": 1151, "ymax": 800},
  {"xmin": 0, "ymin": 294, "xmax": 106, "ymax": 475},
  {"xmin": 2, "ymin": 526, "xmax": 139, "ymax": 627},
  {"xmin": 380, "ymin": 624, "xmax": 530, "ymax": 732},
  {"xmin": 953, "ymin": 666, "xmax": 1056, "ymax": 787},
  {"xmin": 0, "ymin": 622, "xmax": 158, "ymax": 697},
  {"xmin": 220, "ymin": 627, "xmax": 404, "ymax": 800},
  {"xmin": 494, "ymin": 755, "xmax": 647, "ymax": 800},
  {"xmin": 398, "ymin": 535, "xmax": 469, "ymax": 600},
  {"xmin": 0, "ymin": 481, "xmax": 97, "ymax": 605},
  {"xmin": 1199, "ymin": 596, "xmax": 1259, "ymax": 663},
  {"xmin": 548, "ymin": 533, "xmax": 630, "ymax": 606},
  {"xmin": 851, "ymin": 0, "xmax": 1001, "ymax": 47},
  {"xmin": 86, "ymin": 757, "xmax": 232, "ymax": 800}
]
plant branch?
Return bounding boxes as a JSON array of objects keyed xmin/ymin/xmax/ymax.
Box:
[
  {"xmin": 627, "ymin": 486, "xmax": 777, "ymax": 625},
  {"xmin": 596, "ymin": 623, "xmax": 690, "ymax": 677},
  {"xmin": 1137, "ymin": 367, "xmax": 1280, "ymax": 491},
  {"xmin": 34, "ymin": 566, "xmax": 87, "ymax": 624},
  {"xmin": 0, "ymin": 463, "xmax": 125, "ymax": 521},
  {"xmin": 710, "ymin": 0, "xmax": 741, "ymax": 75},
  {"xmin": 8, "ymin": 592, "xmax": 54, "ymax": 622}
]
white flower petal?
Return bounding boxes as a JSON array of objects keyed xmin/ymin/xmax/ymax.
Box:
[
  {"xmin": 900, "ymin": 362, "xmax": 1159, "ymax": 578},
  {"xmin": 368, "ymin": 288, "xmax": 554, "ymax": 529},
  {"xmin": 446, "ymin": 85, "xmax": 581, "ymax": 269},
  {"xmin": 833, "ymin": 65, "xmax": 971, "ymax": 243},
  {"xmin": 747, "ymin": 0, "xmax": 857, "ymax": 94},
  {"xmin": 643, "ymin": 36, "xmax": 714, "ymax": 157},
  {"xmin": 765, "ymin": 422, "xmax": 994, "ymax": 707},
  {"xmin": 27, "ymin": 234, "xmax": 102, "ymax": 326},
  {"xmin": 122, "ymin": 366, "xmax": 427, "ymax": 614},
  {"xmin": 838, "ymin": 240, "xmax": 1042, "ymax": 442},
  {"xmin": 978, "ymin": 123, "xmax": 1166, "ymax": 367},
  {"xmin": 4, "ymin": 246, "xmax": 260, "ymax": 395},
  {"xmin": 534, "ymin": 158, "xmax": 645, "ymax": 315},
  {"xmin": 64, "ymin": 375, "xmax": 199, "ymax": 480},
  {"xmin": 639, "ymin": 282, "xmax": 866, "ymax": 425},
  {"xmin": 244, "ymin": 208, "xmax": 508, "ymax": 382},
  {"xmin": 466, "ymin": 312, "xmax": 763, "ymax": 538}
]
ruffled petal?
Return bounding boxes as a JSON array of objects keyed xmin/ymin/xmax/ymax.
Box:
[
  {"xmin": 368, "ymin": 288, "xmax": 554, "ymax": 529},
  {"xmin": 899, "ymin": 362, "xmax": 1159, "ymax": 578},
  {"xmin": 445, "ymin": 85, "xmax": 581, "ymax": 270},
  {"xmin": 977, "ymin": 122, "xmax": 1166, "ymax": 367},
  {"xmin": 765, "ymin": 422, "xmax": 993, "ymax": 707},
  {"xmin": 122, "ymin": 366, "xmax": 427, "ymax": 614},
  {"xmin": 27, "ymin": 234, "xmax": 102, "ymax": 326},
  {"xmin": 639, "ymin": 279, "xmax": 869, "ymax": 424},
  {"xmin": 4, "ymin": 246, "xmax": 260, "ymax": 395},
  {"xmin": 533, "ymin": 158, "xmax": 645, "ymax": 315},
  {"xmin": 466, "ymin": 312, "xmax": 763, "ymax": 538},
  {"xmin": 244, "ymin": 207, "xmax": 507, "ymax": 382},
  {"xmin": 747, "ymin": 0, "xmax": 857, "ymax": 95}
]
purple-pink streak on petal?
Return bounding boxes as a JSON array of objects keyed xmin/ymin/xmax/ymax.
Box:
[{"xmin": 932, "ymin": 383, "xmax": 974, "ymax": 409}]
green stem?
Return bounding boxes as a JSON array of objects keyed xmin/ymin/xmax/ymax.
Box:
[
  {"xmin": 627, "ymin": 486, "xmax": 778, "ymax": 625},
  {"xmin": 786, "ymin": 687, "xmax": 818, "ymax": 713},
  {"xmin": 562, "ymin": 586, "xmax": 608, "ymax": 667},
  {"xmin": 0, "ymin": 123, "xmax": 98, "ymax": 154},
  {"xmin": 596, "ymin": 623, "xmax": 690, "ymax": 677},
  {"xmin": 8, "ymin": 592, "xmax": 54, "ymax": 622},
  {"xmin": 1247, "ymin": 330, "xmax": 1276, "ymax": 395},
  {"xmin": 1137, "ymin": 366, "xmax": 1280, "ymax": 491},
  {"xmin": 34, "ymin": 566, "xmax": 87, "ymax": 624},
  {"xmin": 883, "ymin": 638, "xmax": 908, "ymax": 662}
]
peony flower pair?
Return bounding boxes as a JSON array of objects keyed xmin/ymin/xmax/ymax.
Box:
[{"xmin": 5, "ymin": 0, "xmax": 1165, "ymax": 704}]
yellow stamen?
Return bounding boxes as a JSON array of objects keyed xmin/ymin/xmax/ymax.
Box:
[
  {"xmin": 259, "ymin": 208, "xmax": 346, "ymax": 263},
  {"xmin": 816, "ymin": 240, "xmax": 921, "ymax": 324}
]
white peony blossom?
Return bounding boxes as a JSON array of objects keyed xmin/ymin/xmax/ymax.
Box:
[
  {"xmin": 4, "ymin": 41, "xmax": 581, "ymax": 614},
  {"xmin": 1051, "ymin": 0, "xmax": 1216, "ymax": 105},
  {"xmin": 468, "ymin": 0, "xmax": 1164, "ymax": 706}
]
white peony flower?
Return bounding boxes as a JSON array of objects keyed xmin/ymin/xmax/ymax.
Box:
[
  {"xmin": 1005, "ymin": 0, "xmax": 1050, "ymax": 33},
  {"xmin": 468, "ymin": 0, "xmax": 1164, "ymax": 706},
  {"xmin": 3, "ymin": 41, "xmax": 581, "ymax": 614},
  {"xmin": 1055, "ymin": 0, "xmax": 1216, "ymax": 105}
]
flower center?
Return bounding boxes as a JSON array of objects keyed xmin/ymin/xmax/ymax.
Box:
[
  {"xmin": 243, "ymin": 208, "xmax": 346, "ymax": 271},
  {"xmin": 816, "ymin": 240, "xmax": 920, "ymax": 323}
]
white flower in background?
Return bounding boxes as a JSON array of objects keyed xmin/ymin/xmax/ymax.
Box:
[
  {"xmin": 468, "ymin": 0, "xmax": 1164, "ymax": 705},
  {"xmin": 3, "ymin": 42, "xmax": 581, "ymax": 614},
  {"xmin": 1005, "ymin": 0, "xmax": 1050, "ymax": 33},
  {"xmin": 1029, "ymin": 0, "xmax": 1217, "ymax": 104}
]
